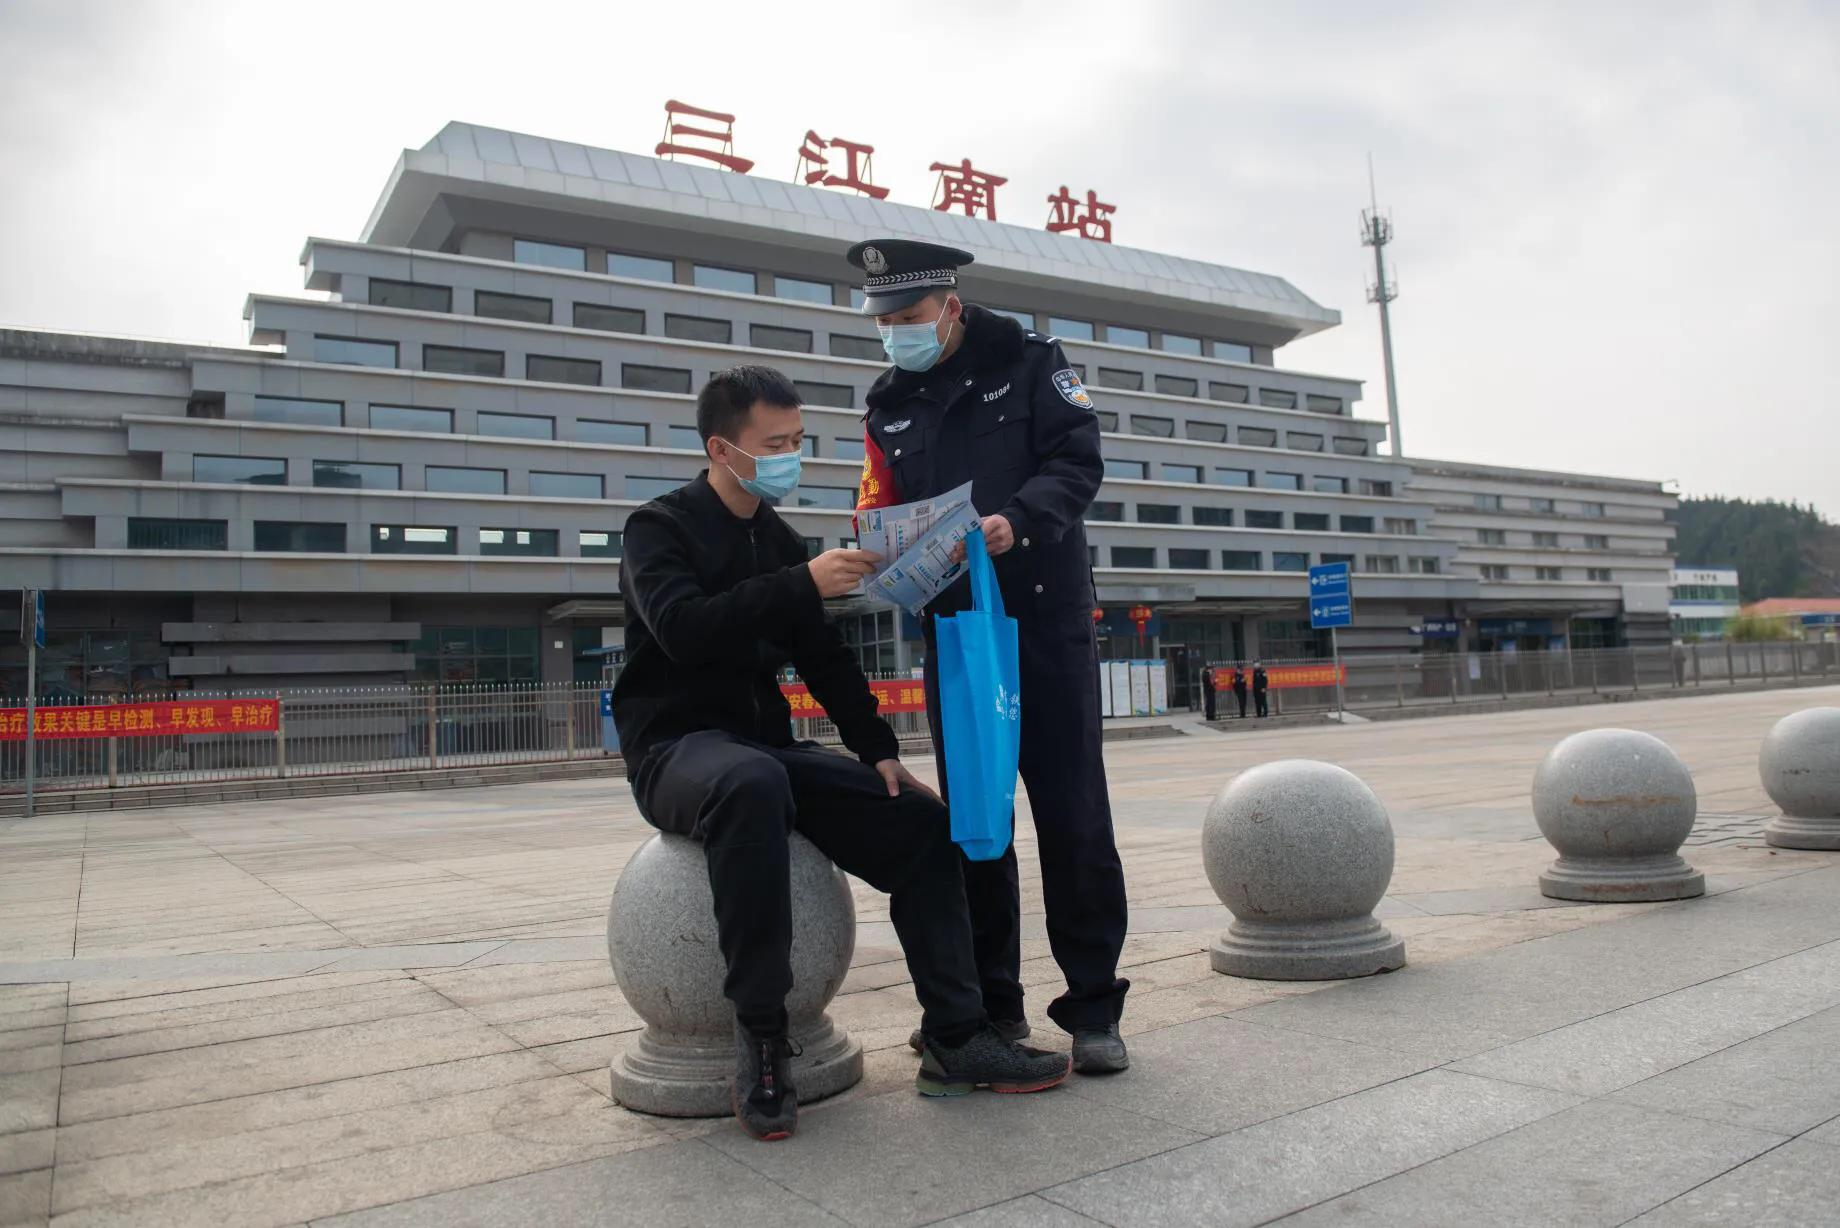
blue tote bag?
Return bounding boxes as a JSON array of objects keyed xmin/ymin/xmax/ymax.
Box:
[{"xmin": 934, "ymin": 528, "xmax": 1021, "ymax": 861}]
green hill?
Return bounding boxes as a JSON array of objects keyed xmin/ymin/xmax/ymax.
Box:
[{"xmin": 1672, "ymin": 497, "xmax": 1839, "ymax": 602}]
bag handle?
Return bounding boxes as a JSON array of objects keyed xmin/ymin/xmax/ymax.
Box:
[{"xmin": 967, "ymin": 527, "xmax": 1006, "ymax": 619}]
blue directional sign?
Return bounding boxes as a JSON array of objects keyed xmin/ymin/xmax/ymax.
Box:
[{"xmin": 1308, "ymin": 563, "xmax": 1353, "ymax": 630}]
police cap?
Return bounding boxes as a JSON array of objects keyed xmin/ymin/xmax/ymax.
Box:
[{"xmin": 844, "ymin": 238, "xmax": 976, "ymax": 316}]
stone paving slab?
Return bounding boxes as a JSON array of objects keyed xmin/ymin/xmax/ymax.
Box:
[{"xmin": 1625, "ymin": 1136, "xmax": 1840, "ymax": 1226}]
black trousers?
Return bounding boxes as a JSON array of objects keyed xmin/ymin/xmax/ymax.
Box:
[
  {"xmin": 1233, "ymin": 687, "xmax": 1248, "ymax": 718},
  {"xmin": 630, "ymin": 731, "xmax": 985, "ymax": 1038},
  {"xmin": 924, "ymin": 610, "xmax": 1130, "ymax": 1033},
  {"xmin": 1202, "ymin": 685, "xmax": 1217, "ymax": 721},
  {"xmin": 1255, "ymin": 689, "xmax": 1269, "ymax": 717}
]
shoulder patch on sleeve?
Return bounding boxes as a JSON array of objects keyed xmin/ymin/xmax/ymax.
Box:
[{"xmin": 1051, "ymin": 368, "xmax": 1094, "ymax": 409}]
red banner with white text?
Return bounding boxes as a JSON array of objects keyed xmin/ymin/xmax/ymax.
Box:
[{"xmin": 0, "ymin": 699, "xmax": 281, "ymax": 741}]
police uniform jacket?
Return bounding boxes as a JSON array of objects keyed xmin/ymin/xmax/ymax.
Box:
[{"xmin": 858, "ymin": 305, "xmax": 1104, "ymax": 622}]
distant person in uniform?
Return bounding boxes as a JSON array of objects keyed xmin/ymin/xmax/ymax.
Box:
[
  {"xmin": 1201, "ymin": 665, "xmax": 1218, "ymax": 721},
  {"xmin": 1253, "ymin": 661, "xmax": 1270, "ymax": 718},
  {"xmin": 1231, "ymin": 665, "xmax": 1249, "ymax": 719},
  {"xmin": 850, "ymin": 237, "xmax": 1131, "ymax": 1075},
  {"xmin": 614, "ymin": 366, "xmax": 1071, "ymax": 1141}
]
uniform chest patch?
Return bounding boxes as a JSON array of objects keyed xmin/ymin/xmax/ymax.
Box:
[
  {"xmin": 1052, "ymin": 368, "xmax": 1094, "ymax": 409},
  {"xmin": 981, "ymin": 383, "xmax": 1011, "ymax": 403},
  {"xmin": 881, "ymin": 418, "xmax": 913, "ymax": 434}
]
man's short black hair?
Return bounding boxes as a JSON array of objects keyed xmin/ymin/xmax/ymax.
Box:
[{"xmin": 696, "ymin": 366, "xmax": 801, "ymax": 442}]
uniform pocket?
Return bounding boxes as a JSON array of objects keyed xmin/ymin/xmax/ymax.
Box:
[{"xmin": 971, "ymin": 404, "xmax": 1033, "ymax": 474}]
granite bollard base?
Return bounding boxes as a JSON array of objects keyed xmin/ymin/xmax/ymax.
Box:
[
  {"xmin": 1760, "ymin": 707, "xmax": 1840, "ymax": 851},
  {"xmin": 1533, "ymin": 728, "xmax": 1704, "ymax": 902},
  {"xmin": 605, "ymin": 831, "xmax": 862, "ymax": 1117},
  {"xmin": 1202, "ymin": 759, "xmax": 1407, "ymax": 981}
]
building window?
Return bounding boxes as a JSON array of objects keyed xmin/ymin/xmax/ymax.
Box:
[
  {"xmin": 1104, "ymin": 459, "xmax": 1147, "ymax": 481},
  {"xmin": 1295, "ymin": 512, "xmax": 1330, "ymax": 532},
  {"xmin": 1287, "ymin": 432, "xmax": 1324, "ymax": 452},
  {"xmin": 371, "ymin": 404, "xmax": 452, "ymax": 433},
  {"xmin": 1585, "ymin": 534, "xmax": 1611, "ymax": 550},
  {"xmin": 426, "ymin": 466, "xmax": 506, "ymax": 495},
  {"xmin": 664, "ymin": 314, "xmax": 733, "ymax": 345},
  {"xmin": 773, "ymin": 275, "xmax": 832, "ymax": 305},
  {"xmin": 829, "ymin": 334, "xmax": 884, "ymax": 361},
  {"xmin": 838, "ymin": 608, "xmax": 901, "ymax": 673},
  {"xmin": 255, "ymin": 521, "xmax": 345, "ymax": 552},
  {"xmin": 475, "ymin": 290, "xmax": 552, "ymax": 324},
  {"xmin": 1094, "ymin": 411, "xmax": 1119, "ymax": 432},
  {"xmin": 369, "ymin": 279, "xmax": 452, "ymax": 313},
  {"xmin": 800, "ymin": 437, "xmax": 818, "ymax": 458},
  {"xmin": 1169, "ymin": 548, "xmax": 1210, "ymax": 570},
  {"xmin": 412, "ymin": 625, "xmax": 540, "ymax": 684},
  {"xmin": 1408, "ymin": 556, "xmax": 1441, "ymax": 575},
  {"xmin": 1580, "ymin": 502, "xmax": 1607, "ymax": 518},
  {"xmin": 1257, "ymin": 388, "xmax": 1298, "ymax": 410},
  {"xmin": 1532, "ymin": 531, "xmax": 1560, "ymax": 547},
  {"xmin": 1184, "ymin": 420, "xmax": 1227, "ymax": 444},
  {"xmin": 751, "ymin": 324, "xmax": 814, "ymax": 353},
  {"xmin": 313, "ymin": 460, "xmax": 399, "ymax": 490},
  {"xmin": 252, "ymin": 395, "xmax": 342, "ymax": 426},
  {"xmin": 1131, "ymin": 414, "xmax": 1175, "ymax": 437},
  {"xmin": 1136, "ymin": 504, "xmax": 1181, "ymax": 525},
  {"xmin": 371, "ymin": 525, "xmax": 457, "ymax": 555},
  {"xmin": 1239, "ymin": 426, "xmax": 1278, "ymax": 448},
  {"xmin": 628, "ymin": 475, "xmax": 685, "ymax": 500},
  {"xmin": 1273, "ymin": 551, "xmax": 1310, "ymax": 572},
  {"xmin": 1214, "ymin": 468, "xmax": 1254, "ymax": 487},
  {"xmin": 1106, "ymin": 326, "xmax": 1149, "ymax": 349},
  {"xmin": 527, "ymin": 354, "xmax": 602, "ymax": 386},
  {"xmin": 1359, "ymin": 479, "xmax": 1393, "ymax": 497},
  {"xmin": 1089, "ymin": 501, "xmax": 1124, "ymax": 521},
  {"xmin": 795, "ymin": 381, "xmax": 854, "ymax": 409},
  {"xmin": 832, "ymin": 437, "xmax": 866, "ymax": 462},
  {"xmin": 1364, "ymin": 555, "xmax": 1400, "ymax": 574},
  {"xmin": 792, "ymin": 487, "xmax": 857, "ymax": 510},
  {"xmin": 1112, "ymin": 546, "xmax": 1156, "ymax": 568},
  {"xmin": 1246, "ymin": 509, "xmax": 1284, "ymax": 529},
  {"xmin": 1531, "ymin": 497, "xmax": 1556, "ymax": 513},
  {"xmin": 127, "ymin": 517, "xmax": 226, "ymax": 550},
  {"xmin": 1481, "ymin": 564, "xmax": 1511, "ymax": 581},
  {"xmin": 1312, "ymin": 476, "xmax": 1348, "ymax": 494},
  {"xmin": 1097, "ymin": 368, "xmax": 1144, "ymax": 392},
  {"xmin": 1221, "ymin": 550, "xmax": 1261, "ymax": 571},
  {"xmin": 530, "ymin": 471, "xmax": 604, "ymax": 499},
  {"xmin": 1478, "ymin": 528, "xmax": 1506, "ymax": 545},
  {"xmin": 314, "ymin": 336, "xmax": 397, "ymax": 368},
  {"xmin": 1193, "ymin": 506, "xmax": 1234, "ymax": 526},
  {"xmin": 1474, "ymin": 493, "xmax": 1503, "ymax": 511},
  {"xmin": 1209, "ymin": 382, "xmax": 1250, "ymax": 403},
  {"xmin": 479, "ymin": 528, "xmax": 559, "ymax": 557},
  {"xmin": 1306, "ymin": 394, "xmax": 1343, "ymax": 414},
  {"xmin": 1160, "ymin": 463, "xmax": 1202, "ymax": 484},
  {"xmin": 1588, "ymin": 567, "xmax": 1614, "ymax": 582},
  {"xmin": 1213, "ymin": 341, "xmax": 1253, "ymax": 363},
  {"xmin": 475, "ymin": 412, "xmax": 554, "ymax": 441},
  {"xmin": 1332, "ymin": 437, "xmax": 1370, "ymax": 456},
  {"xmin": 580, "ymin": 530, "xmax": 622, "ymax": 558},
  {"xmin": 608, "ymin": 252, "xmax": 674, "ymax": 282},
  {"xmin": 666, "ymin": 424, "xmax": 702, "ymax": 450},
  {"xmin": 193, "ymin": 455, "xmax": 286, "ymax": 485},
  {"xmin": 577, "ymin": 420, "xmax": 647, "ymax": 447},
  {"xmin": 574, "ymin": 303, "xmax": 645, "ymax": 334},
  {"xmin": 1318, "ymin": 553, "xmax": 1355, "ymax": 570},
  {"xmin": 1385, "ymin": 518, "xmax": 1419, "ymax": 536},
  {"xmin": 514, "ymin": 239, "xmax": 586, "ymax": 271},
  {"xmin": 1536, "ymin": 566, "xmax": 1564, "ymax": 581},
  {"xmin": 1047, "ymin": 316, "xmax": 1094, "ymax": 341},
  {"xmin": 1265, "ymin": 472, "xmax": 1302, "ymax": 491},
  {"xmin": 424, "ymin": 345, "xmax": 504, "ymax": 377},
  {"xmin": 1162, "ymin": 333, "xmax": 1203, "ymax": 356},
  {"xmin": 693, "ymin": 264, "xmax": 757, "ymax": 295},
  {"xmin": 1341, "ymin": 515, "xmax": 1375, "ymax": 533},
  {"xmin": 622, "ymin": 364, "xmax": 692, "ymax": 394}
]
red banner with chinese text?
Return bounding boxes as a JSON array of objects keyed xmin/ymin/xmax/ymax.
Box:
[
  {"xmin": 0, "ymin": 699, "xmax": 281, "ymax": 741},
  {"xmin": 782, "ymin": 680, "xmax": 928, "ymax": 719},
  {"xmin": 1209, "ymin": 665, "xmax": 1345, "ymax": 691}
]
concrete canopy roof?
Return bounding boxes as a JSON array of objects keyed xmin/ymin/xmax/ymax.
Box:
[{"xmin": 360, "ymin": 121, "xmax": 1341, "ymax": 342}]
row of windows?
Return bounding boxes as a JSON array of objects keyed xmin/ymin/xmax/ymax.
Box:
[
  {"xmin": 1099, "ymin": 458, "xmax": 1391, "ymax": 496},
  {"xmin": 1477, "ymin": 564, "xmax": 1616, "ymax": 582},
  {"xmin": 1092, "ymin": 411, "xmax": 1367, "ymax": 454},
  {"xmin": 1088, "ymin": 502, "xmax": 1416, "ymax": 535},
  {"xmin": 1470, "ymin": 493, "xmax": 1609, "ymax": 518},
  {"xmin": 1672, "ymin": 584, "xmax": 1741, "ymax": 602},
  {"xmin": 1099, "ymin": 547, "xmax": 1439, "ymax": 574},
  {"xmin": 1085, "ymin": 373, "xmax": 1340, "ymax": 415},
  {"xmin": 124, "ymin": 517, "xmax": 625, "ymax": 557},
  {"xmin": 1474, "ymin": 529, "xmax": 1614, "ymax": 550}
]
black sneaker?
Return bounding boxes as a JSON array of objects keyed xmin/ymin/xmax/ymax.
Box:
[
  {"xmin": 917, "ymin": 1025, "xmax": 1071, "ymax": 1096},
  {"xmin": 1071, "ymin": 1024, "xmax": 1130, "ymax": 1074},
  {"xmin": 732, "ymin": 1023, "xmax": 800, "ymax": 1141},
  {"xmin": 909, "ymin": 1017, "xmax": 1029, "ymax": 1054}
]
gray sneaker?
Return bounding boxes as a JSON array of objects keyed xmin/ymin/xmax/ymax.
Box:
[
  {"xmin": 1072, "ymin": 1024, "xmax": 1129, "ymax": 1074},
  {"xmin": 917, "ymin": 1025, "xmax": 1071, "ymax": 1096},
  {"xmin": 909, "ymin": 1017, "xmax": 1030, "ymax": 1053}
]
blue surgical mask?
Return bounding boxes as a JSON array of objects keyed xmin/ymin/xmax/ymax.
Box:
[
  {"xmin": 878, "ymin": 302, "xmax": 954, "ymax": 372},
  {"xmin": 725, "ymin": 443, "xmax": 802, "ymax": 500}
]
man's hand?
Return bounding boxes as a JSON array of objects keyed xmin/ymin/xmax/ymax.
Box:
[
  {"xmin": 875, "ymin": 759, "xmax": 941, "ymax": 803},
  {"xmin": 808, "ymin": 548, "xmax": 883, "ymax": 598},
  {"xmin": 950, "ymin": 514, "xmax": 1016, "ymax": 564}
]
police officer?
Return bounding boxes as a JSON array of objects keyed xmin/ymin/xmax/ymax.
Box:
[
  {"xmin": 1252, "ymin": 661, "xmax": 1270, "ymax": 718},
  {"xmin": 849, "ymin": 238, "xmax": 1130, "ymax": 1075},
  {"xmin": 1200, "ymin": 665, "xmax": 1218, "ymax": 722},
  {"xmin": 1231, "ymin": 664, "xmax": 1249, "ymax": 719}
]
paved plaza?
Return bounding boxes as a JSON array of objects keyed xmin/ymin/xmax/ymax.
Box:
[{"xmin": 3, "ymin": 687, "xmax": 1839, "ymax": 1226}]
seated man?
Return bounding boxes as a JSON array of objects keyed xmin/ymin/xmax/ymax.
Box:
[{"xmin": 614, "ymin": 366, "xmax": 1070, "ymax": 1141}]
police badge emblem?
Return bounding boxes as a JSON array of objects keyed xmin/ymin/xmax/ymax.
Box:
[
  {"xmin": 861, "ymin": 246, "xmax": 888, "ymax": 275},
  {"xmin": 1051, "ymin": 368, "xmax": 1095, "ymax": 409}
]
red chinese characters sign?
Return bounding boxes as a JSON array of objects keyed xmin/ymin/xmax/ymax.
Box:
[
  {"xmin": 655, "ymin": 100, "xmax": 754, "ymax": 173},
  {"xmin": 796, "ymin": 132, "xmax": 889, "ymax": 199},
  {"xmin": 1046, "ymin": 186, "xmax": 1115, "ymax": 243},
  {"xmin": 782, "ymin": 681, "xmax": 928, "ymax": 719},
  {"xmin": 930, "ymin": 158, "xmax": 1008, "ymax": 221},
  {"xmin": 0, "ymin": 699, "xmax": 281, "ymax": 741}
]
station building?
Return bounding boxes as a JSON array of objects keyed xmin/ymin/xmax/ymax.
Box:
[{"xmin": 1669, "ymin": 567, "xmax": 1742, "ymax": 642}]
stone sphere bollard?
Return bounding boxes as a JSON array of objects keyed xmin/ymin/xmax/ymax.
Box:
[
  {"xmin": 1202, "ymin": 759, "xmax": 1406, "ymax": 980},
  {"xmin": 606, "ymin": 832, "xmax": 862, "ymax": 1116},
  {"xmin": 1533, "ymin": 728, "xmax": 1704, "ymax": 902},
  {"xmin": 1761, "ymin": 707, "xmax": 1840, "ymax": 850}
]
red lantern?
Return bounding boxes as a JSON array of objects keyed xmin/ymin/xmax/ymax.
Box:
[
  {"xmin": 1129, "ymin": 604, "xmax": 1153, "ymax": 644},
  {"xmin": 1092, "ymin": 607, "xmax": 1104, "ymax": 624}
]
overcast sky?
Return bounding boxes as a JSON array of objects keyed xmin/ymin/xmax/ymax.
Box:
[{"xmin": 2, "ymin": 0, "xmax": 1834, "ymax": 510}]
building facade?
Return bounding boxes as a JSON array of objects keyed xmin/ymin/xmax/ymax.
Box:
[
  {"xmin": 1, "ymin": 122, "xmax": 1674, "ymax": 704},
  {"xmin": 1670, "ymin": 567, "xmax": 1742, "ymax": 641}
]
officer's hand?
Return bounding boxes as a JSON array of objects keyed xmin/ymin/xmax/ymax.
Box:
[
  {"xmin": 948, "ymin": 515, "xmax": 1016, "ymax": 564},
  {"xmin": 808, "ymin": 549, "xmax": 882, "ymax": 598},
  {"xmin": 875, "ymin": 758, "xmax": 940, "ymax": 803}
]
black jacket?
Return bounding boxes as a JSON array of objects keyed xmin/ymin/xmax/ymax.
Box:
[
  {"xmin": 1252, "ymin": 669, "xmax": 1269, "ymax": 694},
  {"xmin": 613, "ymin": 473, "xmax": 899, "ymax": 773},
  {"xmin": 864, "ymin": 305, "xmax": 1104, "ymax": 620}
]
